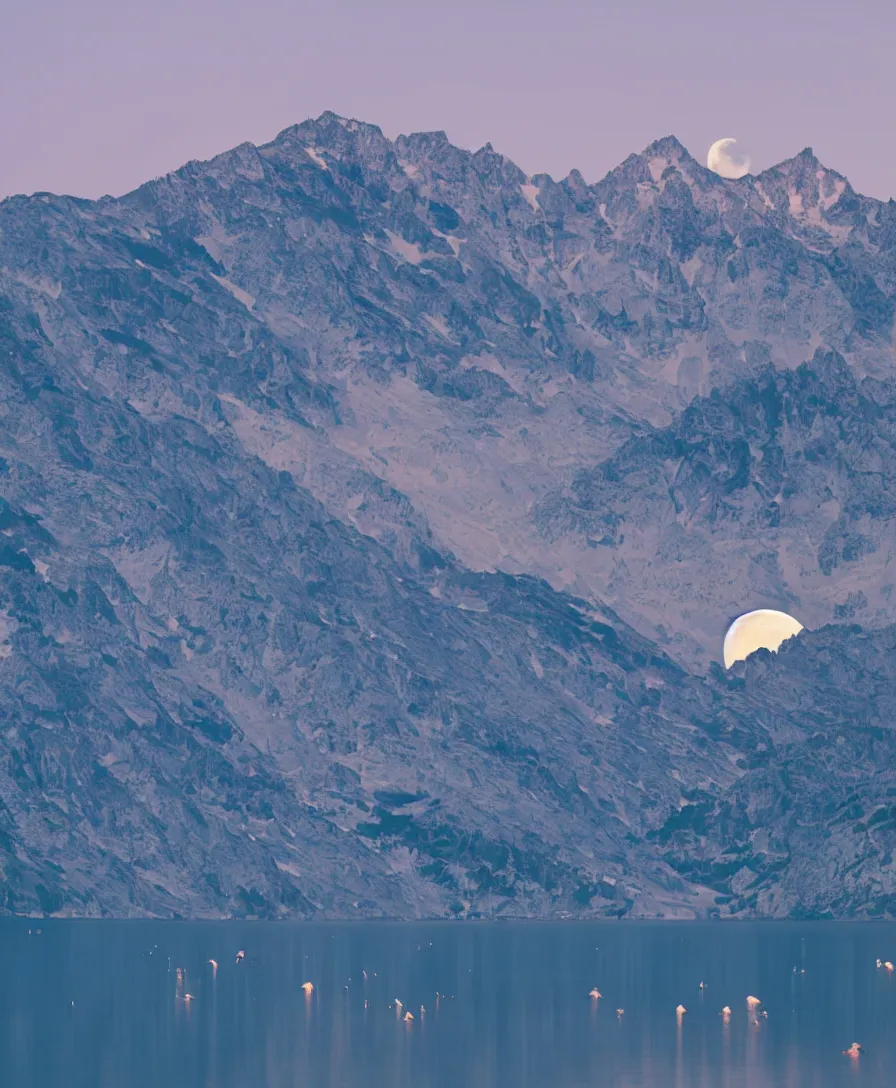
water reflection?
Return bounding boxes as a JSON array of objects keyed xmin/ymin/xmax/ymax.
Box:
[{"xmin": 1, "ymin": 920, "xmax": 894, "ymax": 1087}]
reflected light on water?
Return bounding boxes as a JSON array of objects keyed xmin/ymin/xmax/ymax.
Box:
[{"xmin": 1, "ymin": 920, "xmax": 895, "ymax": 1087}]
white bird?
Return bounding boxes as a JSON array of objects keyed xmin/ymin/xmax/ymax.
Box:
[
  {"xmin": 746, "ymin": 995, "xmax": 761, "ymax": 1009},
  {"xmin": 301, "ymin": 981, "xmax": 314, "ymax": 995},
  {"xmin": 394, "ymin": 998, "xmax": 403, "ymax": 1009},
  {"xmin": 699, "ymin": 981, "xmax": 706, "ymax": 991},
  {"xmin": 403, "ymin": 1011, "xmax": 414, "ymax": 1022},
  {"xmin": 616, "ymin": 1008, "xmax": 624, "ymax": 1018},
  {"xmin": 589, "ymin": 988, "xmax": 602, "ymax": 999},
  {"xmin": 843, "ymin": 1042, "xmax": 863, "ymax": 1058},
  {"xmin": 676, "ymin": 1004, "xmax": 687, "ymax": 1017},
  {"xmin": 208, "ymin": 959, "xmax": 218, "ymax": 978},
  {"xmin": 721, "ymin": 1006, "xmax": 731, "ymax": 1019},
  {"xmin": 885, "ymin": 961, "xmax": 894, "ymax": 972},
  {"xmin": 236, "ymin": 950, "xmax": 245, "ymax": 964}
]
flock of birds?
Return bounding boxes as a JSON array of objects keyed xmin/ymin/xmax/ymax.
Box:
[
  {"xmin": 163, "ymin": 947, "xmax": 896, "ymax": 1062},
  {"xmin": 587, "ymin": 962, "xmax": 896, "ymax": 1062},
  {"xmin": 173, "ymin": 949, "xmax": 432, "ymax": 1023},
  {"xmin": 588, "ymin": 982, "xmax": 769, "ymax": 1029}
]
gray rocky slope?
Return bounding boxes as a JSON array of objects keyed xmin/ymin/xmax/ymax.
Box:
[{"xmin": 1, "ymin": 112, "xmax": 896, "ymax": 918}]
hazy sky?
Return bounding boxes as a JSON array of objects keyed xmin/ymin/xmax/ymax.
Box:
[{"xmin": 2, "ymin": 0, "xmax": 894, "ymax": 202}]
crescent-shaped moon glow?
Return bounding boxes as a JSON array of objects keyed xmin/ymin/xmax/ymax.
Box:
[
  {"xmin": 707, "ymin": 138, "xmax": 751, "ymax": 180},
  {"xmin": 723, "ymin": 609, "xmax": 804, "ymax": 668}
]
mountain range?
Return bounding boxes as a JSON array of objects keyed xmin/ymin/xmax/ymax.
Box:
[{"xmin": 1, "ymin": 112, "xmax": 895, "ymax": 919}]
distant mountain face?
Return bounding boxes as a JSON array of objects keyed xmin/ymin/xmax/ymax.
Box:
[
  {"xmin": 539, "ymin": 349, "xmax": 896, "ymax": 660},
  {"xmin": 1, "ymin": 112, "xmax": 896, "ymax": 920}
]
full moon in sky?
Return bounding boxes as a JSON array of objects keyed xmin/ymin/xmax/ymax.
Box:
[
  {"xmin": 707, "ymin": 138, "xmax": 751, "ymax": 179},
  {"xmin": 723, "ymin": 609, "xmax": 804, "ymax": 669}
]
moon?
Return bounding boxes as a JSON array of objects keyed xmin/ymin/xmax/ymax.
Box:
[
  {"xmin": 707, "ymin": 138, "xmax": 751, "ymax": 180},
  {"xmin": 723, "ymin": 609, "xmax": 804, "ymax": 669}
]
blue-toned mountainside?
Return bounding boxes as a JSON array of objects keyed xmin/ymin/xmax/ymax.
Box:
[{"xmin": 1, "ymin": 113, "xmax": 896, "ymax": 919}]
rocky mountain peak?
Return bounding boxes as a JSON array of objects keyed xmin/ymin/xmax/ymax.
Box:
[
  {"xmin": 263, "ymin": 111, "xmax": 399, "ymax": 183},
  {"xmin": 593, "ymin": 140, "xmax": 682, "ymax": 193},
  {"xmin": 2, "ymin": 115, "xmax": 896, "ymax": 922},
  {"xmin": 752, "ymin": 146, "xmax": 858, "ymax": 232},
  {"xmin": 642, "ymin": 134, "xmax": 691, "ymax": 166}
]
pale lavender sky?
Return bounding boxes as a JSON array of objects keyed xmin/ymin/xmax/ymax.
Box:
[{"xmin": 2, "ymin": 0, "xmax": 894, "ymax": 202}]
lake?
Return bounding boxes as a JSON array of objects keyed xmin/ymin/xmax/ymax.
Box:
[{"xmin": 1, "ymin": 920, "xmax": 894, "ymax": 1086}]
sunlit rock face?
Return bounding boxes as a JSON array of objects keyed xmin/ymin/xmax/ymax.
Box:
[{"xmin": 723, "ymin": 610, "xmax": 804, "ymax": 668}]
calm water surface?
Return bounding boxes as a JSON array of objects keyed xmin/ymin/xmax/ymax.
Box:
[{"xmin": 1, "ymin": 920, "xmax": 894, "ymax": 1087}]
